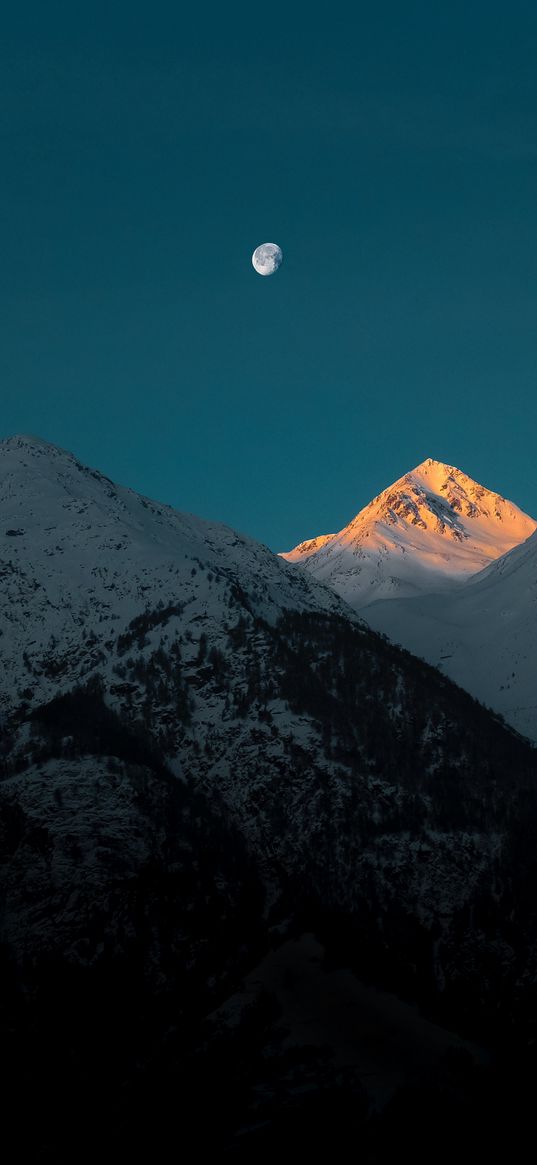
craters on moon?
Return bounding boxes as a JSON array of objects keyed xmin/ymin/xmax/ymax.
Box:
[{"xmin": 252, "ymin": 242, "xmax": 283, "ymax": 276}]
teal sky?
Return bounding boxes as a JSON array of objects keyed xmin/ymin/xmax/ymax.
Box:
[{"xmin": 1, "ymin": 2, "xmax": 537, "ymax": 548}]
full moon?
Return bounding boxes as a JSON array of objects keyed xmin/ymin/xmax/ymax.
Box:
[{"xmin": 252, "ymin": 242, "xmax": 283, "ymax": 276}]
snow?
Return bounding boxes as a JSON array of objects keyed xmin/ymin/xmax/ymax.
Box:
[
  {"xmin": 3, "ymin": 435, "xmax": 534, "ymax": 744},
  {"xmin": 364, "ymin": 528, "xmax": 537, "ymax": 742},
  {"xmin": 280, "ymin": 456, "xmax": 537, "ymax": 741},
  {"xmin": 0, "ymin": 434, "xmax": 354, "ymax": 718},
  {"xmin": 281, "ymin": 457, "xmax": 536, "ymax": 610},
  {"xmin": 1, "ymin": 434, "xmax": 533, "ymax": 997}
]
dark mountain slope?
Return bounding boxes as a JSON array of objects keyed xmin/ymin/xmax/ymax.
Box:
[{"xmin": 2, "ymin": 436, "xmax": 537, "ymax": 1157}]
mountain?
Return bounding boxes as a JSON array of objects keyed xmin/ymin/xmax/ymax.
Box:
[
  {"xmin": 0, "ymin": 432, "xmax": 536, "ymax": 976},
  {"xmin": 365, "ymin": 527, "xmax": 537, "ymax": 742},
  {"xmin": 3, "ymin": 435, "xmax": 537, "ymax": 1154},
  {"xmin": 281, "ymin": 458, "xmax": 537, "ymax": 610},
  {"xmin": 0, "ymin": 433, "xmax": 350, "ymax": 719}
]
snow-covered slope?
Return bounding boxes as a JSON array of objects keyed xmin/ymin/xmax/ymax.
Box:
[
  {"xmin": 365, "ymin": 528, "xmax": 537, "ymax": 742},
  {"xmin": 281, "ymin": 458, "xmax": 536, "ymax": 610},
  {"xmin": 3, "ymin": 431, "xmax": 537, "ymax": 1052},
  {"xmin": 4, "ymin": 434, "xmax": 537, "ymax": 1157},
  {"xmin": 0, "ymin": 434, "xmax": 351, "ymax": 717}
]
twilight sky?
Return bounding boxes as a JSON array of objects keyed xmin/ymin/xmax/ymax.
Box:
[{"xmin": 1, "ymin": 2, "xmax": 537, "ymax": 549}]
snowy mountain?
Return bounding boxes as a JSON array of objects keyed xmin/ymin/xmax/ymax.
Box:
[
  {"xmin": 0, "ymin": 433, "xmax": 350, "ymax": 719},
  {"xmin": 281, "ymin": 458, "xmax": 536, "ymax": 610},
  {"xmin": 4, "ymin": 433, "xmax": 537, "ymax": 1156},
  {"xmin": 365, "ymin": 527, "xmax": 537, "ymax": 742},
  {"xmin": 0, "ymin": 432, "xmax": 534, "ymax": 936}
]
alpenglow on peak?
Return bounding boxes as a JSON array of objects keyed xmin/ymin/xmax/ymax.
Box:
[{"xmin": 280, "ymin": 459, "xmax": 537, "ymax": 611}]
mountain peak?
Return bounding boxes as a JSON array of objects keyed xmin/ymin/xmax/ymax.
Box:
[
  {"xmin": 416, "ymin": 456, "xmax": 464, "ymax": 477},
  {"xmin": 415, "ymin": 456, "xmax": 447, "ymax": 469},
  {"xmin": 3, "ymin": 433, "xmax": 67, "ymax": 451},
  {"xmin": 0, "ymin": 436, "xmax": 351, "ymax": 718},
  {"xmin": 281, "ymin": 460, "xmax": 537, "ymax": 610},
  {"xmin": 406, "ymin": 457, "xmax": 477, "ymax": 485},
  {"xmin": 1, "ymin": 433, "xmax": 79, "ymax": 465}
]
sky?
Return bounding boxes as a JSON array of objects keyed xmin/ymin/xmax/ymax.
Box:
[{"xmin": 1, "ymin": 1, "xmax": 537, "ymax": 550}]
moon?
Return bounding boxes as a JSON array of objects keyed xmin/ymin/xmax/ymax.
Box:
[{"xmin": 252, "ymin": 242, "xmax": 283, "ymax": 276}]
